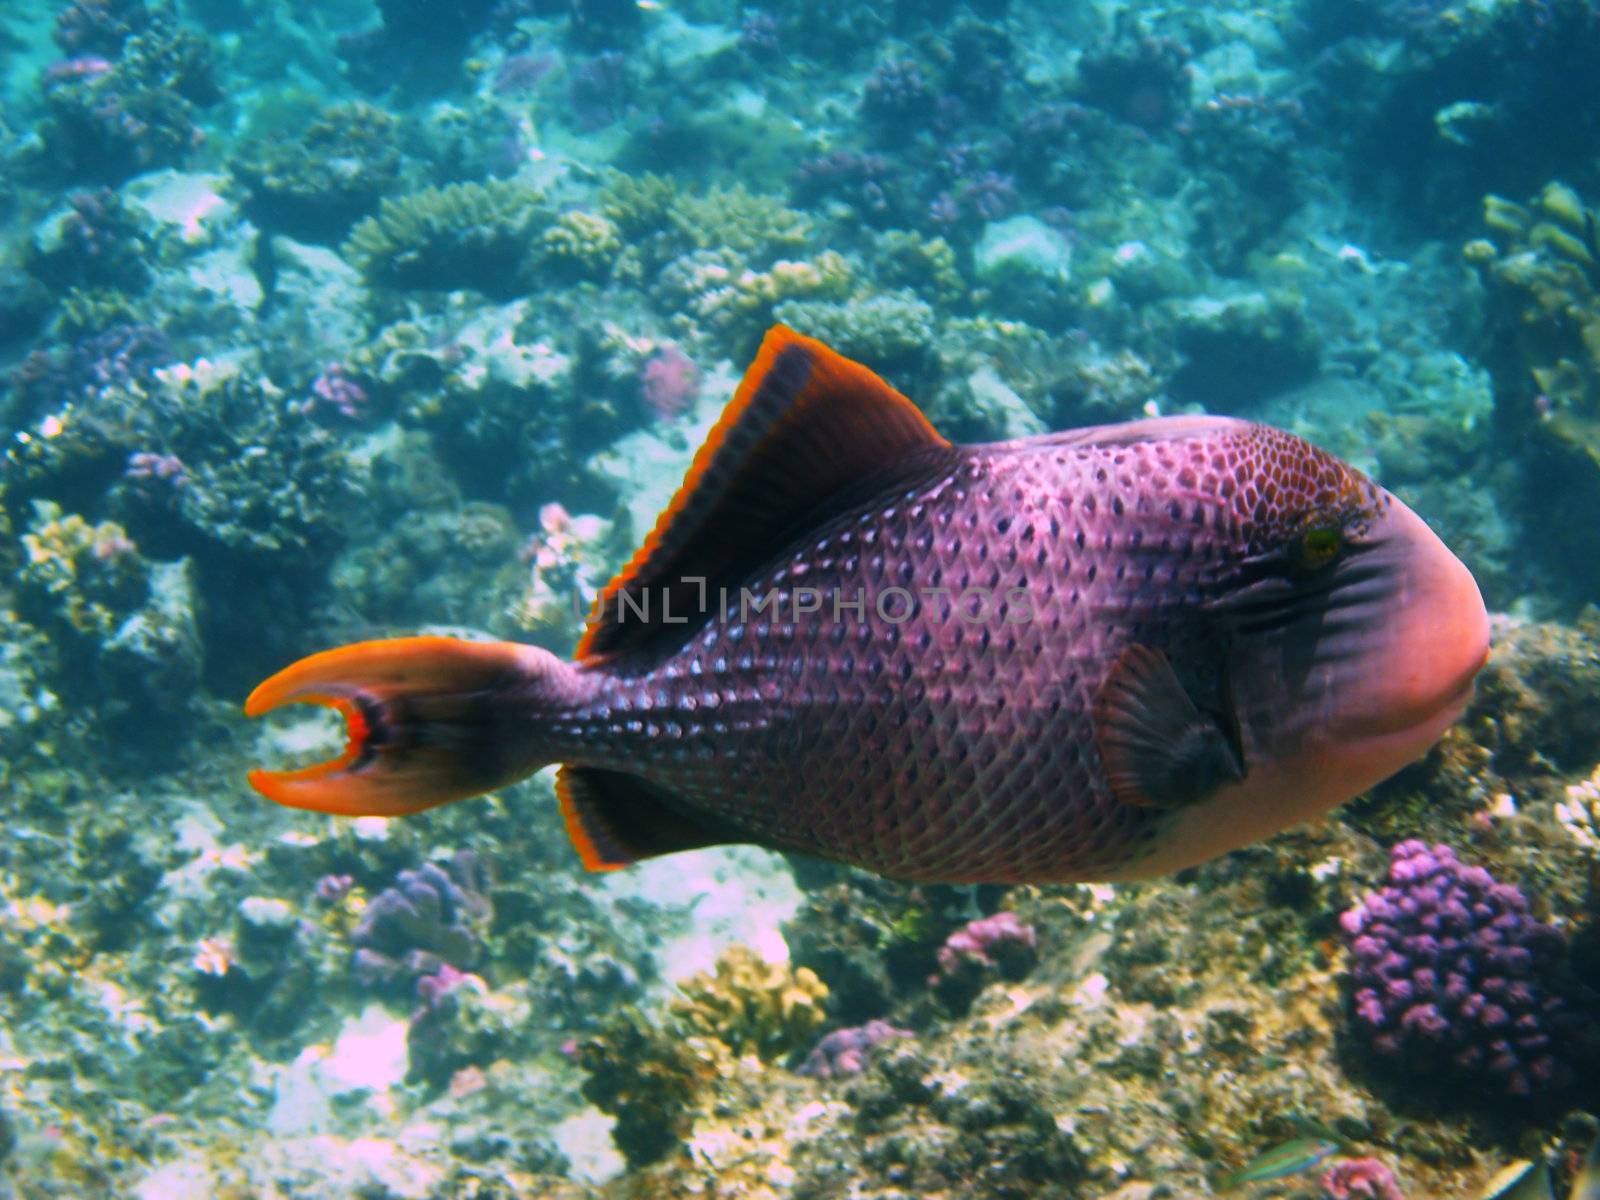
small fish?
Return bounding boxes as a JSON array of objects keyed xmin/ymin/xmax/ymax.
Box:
[
  {"xmin": 1217, "ymin": 1134, "xmax": 1342, "ymax": 1189},
  {"xmin": 1481, "ymin": 1137, "xmax": 1600, "ymax": 1200},
  {"xmin": 1568, "ymin": 1137, "xmax": 1600, "ymax": 1200},
  {"xmin": 245, "ymin": 326, "xmax": 1489, "ymax": 884},
  {"xmin": 1482, "ymin": 1161, "xmax": 1554, "ymax": 1200}
]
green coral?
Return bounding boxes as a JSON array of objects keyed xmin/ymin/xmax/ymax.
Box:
[
  {"xmin": 873, "ymin": 229, "xmax": 967, "ymax": 307},
  {"xmin": 665, "ymin": 183, "xmax": 811, "ymax": 262},
  {"xmin": 656, "ymin": 248, "xmax": 853, "ymax": 358},
  {"xmin": 538, "ymin": 210, "xmax": 624, "ymax": 280},
  {"xmin": 1468, "ymin": 180, "xmax": 1600, "ymax": 434},
  {"xmin": 230, "ymin": 102, "xmax": 404, "ymax": 242},
  {"xmin": 666, "ymin": 944, "xmax": 828, "ymax": 1062},
  {"xmin": 20, "ymin": 502, "xmax": 148, "ymax": 641},
  {"xmin": 773, "ymin": 289, "xmax": 937, "ymax": 376},
  {"xmin": 342, "ymin": 180, "xmax": 549, "ymax": 298},
  {"xmin": 578, "ymin": 946, "xmax": 827, "ymax": 1168},
  {"xmin": 598, "ymin": 171, "xmax": 678, "ymax": 238}
]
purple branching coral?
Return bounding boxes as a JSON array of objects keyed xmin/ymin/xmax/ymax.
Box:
[
  {"xmin": 9, "ymin": 323, "xmax": 172, "ymax": 419},
  {"xmin": 861, "ymin": 58, "xmax": 934, "ymax": 130},
  {"xmin": 1340, "ymin": 840, "xmax": 1594, "ymax": 1101},
  {"xmin": 797, "ymin": 1019, "xmax": 912, "ymax": 1079},
  {"xmin": 934, "ymin": 911, "xmax": 1037, "ymax": 978},
  {"xmin": 929, "ymin": 911, "xmax": 1037, "ymax": 1008},
  {"xmin": 307, "ymin": 364, "xmax": 368, "ymax": 421},
  {"xmin": 1321, "ymin": 1158, "xmax": 1406, "ymax": 1200},
  {"xmin": 352, "ymin": 850, "xmax": 492, "ymax": 996},
  {"xmin": 54, "ymin": 0, "xmax": 149, "ymax": 57}
]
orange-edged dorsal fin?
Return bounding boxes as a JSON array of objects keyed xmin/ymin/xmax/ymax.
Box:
[
  {"xmin": 557, "ymin": 765, "xmax": 746, "ymax": 870},
  {"xmin": 579, "ymin": 325, "xmax": 953, "ymax": 663}
]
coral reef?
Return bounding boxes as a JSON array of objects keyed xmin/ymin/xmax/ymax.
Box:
[
  {"xmin": 1339, "ymin": 840, "xmax": 1595, "ymax": 1103},
  {"xmin": 352, "ymin": 851, "xmax": 492, "ymax": 997},
  {"xmin": 2, "ymin": 0, "xmax": 1600, "ymax": 1193},
  {"xmin": 342, "ymin": 180, "xmax": 550, "ymax": 298},
  {"xmin": 230, "ymin": 102, "xmax": 404, "ymax": 243},
  {"xmin": 668, "ymin": 945, "xmax": 829, "ymax": 1063},
  {"xmin": 924, "ymin": 906, "xmax": 1044, "ymax": 1014},
  {"xmin": 34, "ymin": 2, "xmax": 220, "ymax": 183},
  {"xmin": 797, "ymin": 1018, "xmax": 912, "ymax": 1080},
  {"xmin": 1322, "ymin": 1157, "xmax": 1407, "ymax": 1199}
]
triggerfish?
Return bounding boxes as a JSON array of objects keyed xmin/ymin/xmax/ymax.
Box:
[{"xmin": 245, "ymin": 325, "xmax": 1489, "ymax": 883}]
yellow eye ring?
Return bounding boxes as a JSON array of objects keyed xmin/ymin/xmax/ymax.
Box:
[{"xmin": 1298, "ymin": 525, "xmax": 1342, "ymax": 568}]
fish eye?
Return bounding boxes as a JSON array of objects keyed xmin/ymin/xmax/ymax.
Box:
[{"xmin": 1296, "ymin": 524, "xmax": 1343, "ymax": 570}]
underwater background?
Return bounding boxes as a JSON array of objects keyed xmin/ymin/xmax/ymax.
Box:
[{"xmin": 1, "ymin": 0, "xmax": 1599, "ymax": 1195}]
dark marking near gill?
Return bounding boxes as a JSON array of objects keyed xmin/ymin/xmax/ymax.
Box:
[{"xmin": 1205, "ymin": 539, "xmax": 1392, "ymax": 638}]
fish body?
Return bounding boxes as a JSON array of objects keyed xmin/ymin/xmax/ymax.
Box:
[{"xmin": 246, "ymin": 327, "xmax": 1489, "ymax": 884}]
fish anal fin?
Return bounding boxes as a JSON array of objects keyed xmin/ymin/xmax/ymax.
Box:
[
  {"xmin": 1094, "ymin": 643, "xmax": 1246, "ymax": 810},
  {"xmin": 557, "ymin": 766, "xmax": 745, "ymax": 871},
  {"xmin": 578, "ymin": 325, "xmax": 954, "ymax": 663}
]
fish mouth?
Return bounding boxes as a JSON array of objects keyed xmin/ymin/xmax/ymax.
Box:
[{"xmin": 1205, "ymin": 497, "xmax": 1489, "ymax": 760}]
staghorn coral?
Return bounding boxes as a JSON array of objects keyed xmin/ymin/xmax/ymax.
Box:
[
  {"xmin": 598, "ymin": 170, "xmax": 678, "ymax": 239},
  {"xmin": 341, "ymin": 180, "xmax": 549, "ymax": 298},
  {"xmin": 872, "ymin": 229, "xmax": 966, "ymax": 307},
  {"xmin": 665, "ymin": 184, "xmax": 812, "ymax": 262}
]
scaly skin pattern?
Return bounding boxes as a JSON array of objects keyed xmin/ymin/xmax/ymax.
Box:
[{"xmin": 537, "ymin": 418, "xmax": 1387, "ymax": 883}]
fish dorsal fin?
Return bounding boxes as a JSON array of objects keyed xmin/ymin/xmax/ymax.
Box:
[
  {"xmin": 557, "ymin": 765, "xmax": 745, "ymax": 870},
  {"xmin": 578, "ymin": 325, "xmax": 952, "ymax": 662}
]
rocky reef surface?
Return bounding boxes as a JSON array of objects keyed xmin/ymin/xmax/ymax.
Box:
[{"xmin": 0, "ymin": 0, "xmax": 1598, "ymax": 1194}]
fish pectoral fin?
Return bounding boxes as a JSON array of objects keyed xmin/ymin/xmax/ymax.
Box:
[
  {"xmin": 557, "ymin": 766, "xmax": 746, "ymax": 871},
  {"xmin": 1093, "ymin": 643, "xmax": 1246, "ymax": 810}
]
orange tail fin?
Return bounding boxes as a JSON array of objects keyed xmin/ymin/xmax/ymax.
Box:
[{"xmin": 245, "ymin": 636, "xmax": 579, "ymax": 817}]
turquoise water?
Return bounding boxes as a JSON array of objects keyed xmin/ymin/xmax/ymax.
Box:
[{"xmin": 0, "ymin": 0, "xmax": 1598, "ymax": 1195}]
